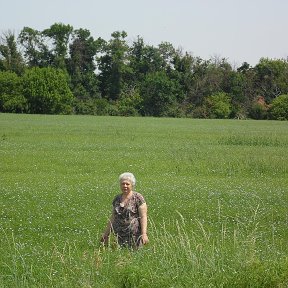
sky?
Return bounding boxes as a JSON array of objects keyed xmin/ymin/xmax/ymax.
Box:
[{"xmin": 1, "ymin": 0, "xmax": 287, "ymax": 67}]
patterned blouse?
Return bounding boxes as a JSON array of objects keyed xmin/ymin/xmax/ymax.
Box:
[{"xmin": 112, "ymin": 192, "xmax": 146, "ymax": 248}]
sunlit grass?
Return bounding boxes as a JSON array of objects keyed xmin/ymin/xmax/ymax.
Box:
[{"xmin": 0, "ymin": 114, "xmax": 288, "ymax": 287}]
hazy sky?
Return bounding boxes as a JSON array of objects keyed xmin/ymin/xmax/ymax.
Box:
[{"xmin": 1, "ymin": 0, "xmax": 287, "ymax": 67}]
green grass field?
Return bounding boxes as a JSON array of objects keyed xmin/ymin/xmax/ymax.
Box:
[{"xmin": 1, "ymin": 113, "xmax": 288, "ymax": 287}]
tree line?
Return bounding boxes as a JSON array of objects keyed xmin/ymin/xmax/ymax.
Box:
[{"xmin": 0, "ymin": 23, "xmax": 288, "ymax": 119}]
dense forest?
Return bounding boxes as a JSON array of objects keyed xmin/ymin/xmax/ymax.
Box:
[{"xmin": 0, "ymin": 23, "xmax": 288, "ymax": 119}]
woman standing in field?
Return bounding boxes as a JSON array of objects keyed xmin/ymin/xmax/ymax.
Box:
[{"xmin": 101, "ymin": 172, "xmax": 149, "ymax": 249}]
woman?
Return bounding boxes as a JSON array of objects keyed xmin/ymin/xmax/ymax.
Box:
[{"xmin": 101, "ymin": 172, "xmax": 149, "ymax": 248}]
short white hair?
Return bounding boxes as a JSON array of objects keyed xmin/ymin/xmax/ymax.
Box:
[{"xmin": 119, "ymin": 172, "xmax": 136, "ymax": 187}]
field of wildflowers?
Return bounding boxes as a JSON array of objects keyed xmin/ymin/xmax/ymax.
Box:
[{"xmin": 1, "ymin": 114, "xmax": 288, "ymax": 287}]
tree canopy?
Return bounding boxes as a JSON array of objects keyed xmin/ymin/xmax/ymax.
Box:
[{"xmin": 0, "ymin": 23, "xmax": 288, "ymax": 119}]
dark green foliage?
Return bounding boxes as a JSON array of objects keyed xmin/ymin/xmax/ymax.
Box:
[
  {"xmin": 18, "ymin": 27, "xmax": 51, "ymax": 67},
  {"xmin": 254, "ymin": 58, "xmax": 288, "ymax": 102},
  {"xmin": 68, "ymin": 29, "xmax": 103, "ymax": 100},
  {"xmin": 73, "ymin": 98, "xmax": 114, "ymax": 115},
  {"xmin": 269, "ymin": 94, "xmax": 288, "ymax": 120},
  {"xmin": 97, "ymin": 31, "xmax": 130, "ymax": 100},
  {"xmin": 117, "ymin": 86, "xmax": 143, "ymax": 116},
  {"xmin": 1, "ymin": 24, "xmax": 288, "ymax": 119},
  {"xmin": 203, "ymin": 92, "xmax": 232, "ymax": 119},
  {"xmin": 141, "ymin": 71, "xmax": 179, "ymax": 116},
  {"xmin": 0, "ymin": 31, "xmax": 25, "ymax": 75},
  {"xmin": 249, "ymin": 96, "xmax": 269, "ymax": 120},
  {"xmin": 0, "ymin": 71, "xmax": 27, "ymax": 113},
  {"xmin": 22, "ymin": 67, "xmax": 74, "ymax": 114},
  {"xmin": 42, "ymin": 23, "xmax": 73, "ymax": 70}
]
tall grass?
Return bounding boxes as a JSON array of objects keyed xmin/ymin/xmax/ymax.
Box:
[{"xmin": 0, "ymin": 114, "xmax": 288, "ymax": 287}]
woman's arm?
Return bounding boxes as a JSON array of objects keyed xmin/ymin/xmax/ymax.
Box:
[{"xmin": 139, "ymin": 203, "xmax": 149, "ymax": 244}]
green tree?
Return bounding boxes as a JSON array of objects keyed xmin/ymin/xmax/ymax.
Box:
[
  {"xmin": 68, "ymin": 28, "xmax": 104, "ymax": 100},
  {"xmin": 42, "ymin": 23, "xmax": 73, "ymax": 70},
  {"xmin": 141, "ymin": 71, "xmax": 179, "ymax": 116},
  {"xmin": 254, "ymin": 58, "xmax": 288, "ymax": 102},
  {"xmin": 117, "ymin": 86, "xmax": 143, "ymax": 116},
  {"xmin": 203, "ymin": 92, "xmax": 232, "ymax": 119},
  {"xmin": 128, "ymin": 39, "xmax": 186, "ymax": 116},
  {"xmin": 230, "ymin": 63, "xmax": 256, "ymax": 117},
  {"xmin": 249, "ymin": 96, "xmax": 268, "ymax": 120},
  {"xmin": 128, "ymin": 37, "xmax": 167, "ymax": 88},
  {"xmin": 158, "ymin": 42, "xmax": 176, "ymax": 70},
  {"xmin": 22, "ymin": 67, "xmax": 74, "ymax": 114},
  {"xmin": 0, "ymin": 71, "xmax": 27, "ymax": 112},
  {"xmin": 19, "ymin": 27, "xmax": 51, "ymax": 67},
  {"xmin": 128, "ymin": 36, "xmax": 146, "ymax": 78},
  {"xmin": 97, "ymin": 31, "xmax": 131, "ymax": 100},
  {"xmin": 0, "ymin": 31, "xmax": 25, "ymax": 74},
  {"xmin": 172, "ymin": 50, "xmax": 194, "ymax": 93},
  {"xmin": 269, "ymin": 94, "xmax": 288, "ymax": 120},
  {"xmin": 185, "ymin": 57, "xmax": 211, "ymax": 106},
  {"xmin": 197, "ymin": 57, "xmax": 233, "ymax": 104}
]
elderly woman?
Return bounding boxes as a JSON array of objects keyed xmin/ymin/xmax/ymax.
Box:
[{"xmin": 101, "ymin": 172, "xmax": 149, "ymax": 248}]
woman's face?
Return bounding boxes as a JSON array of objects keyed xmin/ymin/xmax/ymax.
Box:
[{"xmin": 120, "ymin": 179, "xmax": 133, "ymax": 194}]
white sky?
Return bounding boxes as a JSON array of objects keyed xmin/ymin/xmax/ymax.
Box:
[{"xmin": 1, "ymin": 0, "xmax": 287, "ymax": 67}]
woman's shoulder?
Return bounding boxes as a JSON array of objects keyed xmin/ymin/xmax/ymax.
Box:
[
  {"xmin": 133, "ymin": 191, "xmax": 143, "ymax": 196},
  {"xmin": 112, "ymin": 194, "xmax": 121, "ymax": 204},
  {"xmin": 132, "ymin": 192, "xmax": 146, "ymax": 203}
]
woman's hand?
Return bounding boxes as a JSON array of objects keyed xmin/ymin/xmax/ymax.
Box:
[
  {"xmin": 100, "ymin": 213, "xmax": 114, "ymax": 245},
  {"xmin": 141, "ymin": 233, "xmax": 149, "ymax": 245},
  {"xmin": 100, "ymin": 233, "xmax": 109, "ymax": 245}
]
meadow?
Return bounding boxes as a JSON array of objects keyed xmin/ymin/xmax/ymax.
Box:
[{"xmin": 0, "ymin": 113, "xmax": 288, "ymax": 287}]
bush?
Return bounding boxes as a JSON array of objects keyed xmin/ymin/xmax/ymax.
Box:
[
  {"xmin": 22, "ymin": 67, "xmax": 74, "ymax": 114},
  {"xmin": 249, "ymin": 96, "xmax": 269, "ymax": 120},
  {"xmin": 0, "ymin": 71, "xmax": 27, "ymax": 113},
  {"xmin": 74, "ymin": 99, "xmax": 98, "ymax": 115},
  {"xmin": 117, "ymin": 88, "xmax": 143, "ymax": 116},
  {"xmin": 269, "ymin": 94, "xmax": 288, "ymax": 120},
  {"xmin": 141, "ymin": 71, "xmax": 178, "ymax": 116},
  {"xmin": 1, "ymin": 94, "xmax": 28, "ymax": 113},
  {"xmin": 203, "ymin": 92, "xmax": 232, "ymax": 119}
]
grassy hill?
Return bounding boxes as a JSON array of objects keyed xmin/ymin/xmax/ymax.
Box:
[{"xmin": 1, "ymin": 114, "xmax": 288, "ymax": 287}]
